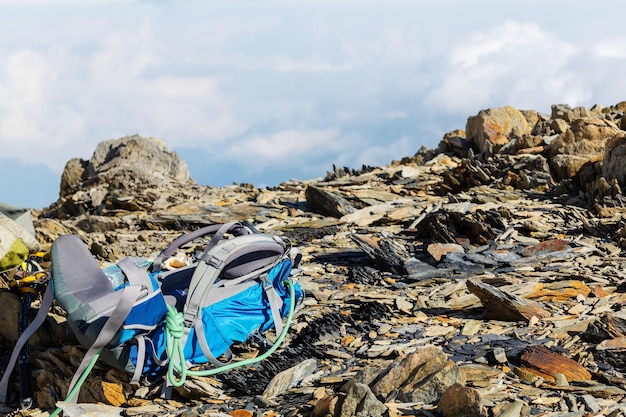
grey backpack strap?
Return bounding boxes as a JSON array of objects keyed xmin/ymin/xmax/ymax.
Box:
[
  {"xmin": 152, "ymin": 224, "xmax": 222, "ymax": 272},
  {"xmin": 152, "ymin": 223, "xmax": 251, "ymax": 272},
  {"xmin": 117, "ymin": 258, "xmax": 154, "ymax": 294},
  {"xmin": 262, "ymin": 276, "xmax": 285, "ymax": 336},
  {"xmin": 197, "ymin": 222, "xmax": 242, "ymax": 259},
  {"xmin": 66, "ymin": 284, "xmax": 143, "ymax": 401},
  {"xmin": 131, "ymin": 334, "xmax": 170, "ymax": 384},
  {"xmin": 0, "ymin": 283, "xmax": 54, "ymax": 404},
  {"xmin": 132, "ymin": 335, "xmax": 147, "ymax": 384},
  {"xmin": 181, "ymin": 246, "xmax": 229, "ymax": 330},
  {"xmin": 193, "ymin": 320, "xmax": 233, "ymax": 367}
]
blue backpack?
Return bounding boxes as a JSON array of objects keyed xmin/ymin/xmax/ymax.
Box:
[{"xmin": 0, "ymin": 222, "xmax": 303, "ymax": 408}]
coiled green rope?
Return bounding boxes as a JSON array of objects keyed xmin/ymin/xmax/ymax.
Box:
[
  {"xmin": 165, "ymin": 304, "xmax": 187, "ymax": 387},
  {"xmin": 165, "ymin": 279, "xmax": 297, "ymax": 385}
]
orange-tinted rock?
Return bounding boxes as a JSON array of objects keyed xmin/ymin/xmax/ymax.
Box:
[
  {"xmin": 519, "ymin": 345, "xmax": 591, "ymax": 382},
  {"xmin": 525, "ymin": 280, "xmax": 592, "ymax": 302},
  {"xmin": 427, "ymin": 243, "xmax": 465, "ymax": 261},
  {"xmin": 230, "ymin": 410, "xmax": 254, "ymax": 417},
  {"xmin": 467, "ymin": 105, "xmax": 533, "ymax": 154},
  {"xmin": 101, "ymin": 381, "xmax": 126, "ymax": 406},
  {"xmin": 520, "ymin": 239, "xmax": 571, "ymax": 257},
  {"xmin": 549, "ymin": 118, "xmax": 621, "ymax": 180}
]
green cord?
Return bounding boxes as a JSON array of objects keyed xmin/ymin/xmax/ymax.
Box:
[
  {"xmin": 165, "ymin": 279, "xmax": 297, "ymax": 385},
  {"xmin": 165, "ymin": 304, "xmax": 187, "ymax": 387},
  {"xmin": 49, "ymin": 349, "xmax": 103, "ymax": 417}
]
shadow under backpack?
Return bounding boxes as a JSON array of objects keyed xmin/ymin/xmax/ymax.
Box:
[{"xmin": 0, "ymin": 222, "xmax": 304, "ymax": 406}]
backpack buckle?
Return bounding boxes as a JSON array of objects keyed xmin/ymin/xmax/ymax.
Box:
[
  {"xmin": 183, "ymin": 309, "xmax": 197, "ymax": 328},
  {"xmin": 201, "ymin": 254, "xmax": 223, "ymax": 269}
]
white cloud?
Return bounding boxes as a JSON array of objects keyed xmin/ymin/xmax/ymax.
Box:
[
  {"xmin": 0, "ymin": 15, "xmax": 249, "ymax": 169},
  {"xmin": 274, "ymin": 57, "xmax": 352, "ymax": 73},
  {"xmin": 89, "ymin": 22, "xmax": 157, "ymax": 85},
  {"xmin": 140, "ymin": 98, "xmax": 243, "ymax": 144},
  {"xmin": 330, "ymin": 24, "xmax": 423, "ymax": 75},
  {"xmin": 222, "ymin": 128, "xmax": 342, "ymax": 168},
  {"xmin": 209, "ymin": 127, "xmax": 389, "ymax": 183},
  {"xmin": 386, "ymin": 110, "xmax": 407, "ymax": 119},
  {"xmin": 448, "ymin": 21, "xmax": 558, "ymax": 68},
  {"xmin": 0, "ymin": 49, "xmax": 89, "ymax": 167},
  {"xmin": 141, "ymin": 76, "xmax": 217, "ymax": 98},
  {"xmin": 0, "ymin": 51, "xmax": 50, "ymax": 146},
  {"xmin": 355, "ymin": 134, "xmax": 415, "ymax": 167},
  {"xmin": 219, "ymin": 52, "xmax": 353, "ymax": 74},
  {"xmin": 425, "ymin": 21, "xmax": 588, "ymax": 114},
  {"xmin": 593, "ymin": 40, "xmax": 626, "ymax": 59}
]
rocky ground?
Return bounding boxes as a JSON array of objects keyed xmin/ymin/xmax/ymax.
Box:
[{"xmin": 3, "ymin": 102, "xmax": 626, "ymax": 416}]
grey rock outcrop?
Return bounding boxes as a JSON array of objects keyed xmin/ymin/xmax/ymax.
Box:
[
  {"xmin": 47, "ymin": 135, "xmax": 193, "ymax": 219},
  {"xmin": 86, "ymin": 135, "xmax": 190, "ymax": 184}
]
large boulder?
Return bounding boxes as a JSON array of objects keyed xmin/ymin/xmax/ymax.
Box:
[
  {"xmin": 548, "ymin": 118, "xmax": 621, "ymax": 181},
  {"xmin": 59, "ymin": 158, "xmax": 88, "ymax": 198},
  {"xmin": 602, "ymin": 131, "xmax": 626, "ymax": 187},
  {"xmin": 86, "ymin": 135, "xmax": 190, "ymax": 186},
  {"xmin": 466, "ymin": 106, "xmax": 533, "ymax": 154},
  {"xmin": 46, "ymin": 135, "xmax": 193, "ymax": 218},
  {"xmin": 354, "ymin": 346, "xmax": 465, "ymax": 404}
]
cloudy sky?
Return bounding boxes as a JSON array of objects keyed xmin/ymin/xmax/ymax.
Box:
[{"xmin": 2, "ymin": 0, "xmax": 626, "ymax": 209}]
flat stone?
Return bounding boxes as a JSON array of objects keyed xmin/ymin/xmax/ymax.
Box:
[
  {"xmin": 55, "ymin": 402, "xmax": 124, "ymax": 417},
  {"xmin": 466, "ymin": 279, "xmax": 550, "ymax": 322},
  {"xmin": 427, "ymin": 243, "xmax": 465, "ymax": 262}
]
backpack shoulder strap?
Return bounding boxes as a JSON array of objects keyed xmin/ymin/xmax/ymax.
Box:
[
  {"xmin": 152, "ymin": 223, "xmax": 251, "ymax": 272},
  {"xmin": 65, "ymin": 284, "xmax": 143, "ymax": 402},
  {"xmin": 182, "ymin": 234, "xmax": 287, "ymax": 330},
  {"xmin": 0, "ymin": 283, "xmax": 54, "ymax": 404},
  {"xmin": 117, "ymin": 257, "xmax": 155, "ymax": 294}
]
